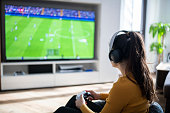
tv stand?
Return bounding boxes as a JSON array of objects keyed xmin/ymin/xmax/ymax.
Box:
[{"xmin": 1, "ymin": 60, "xmax": 99, "ymax": 90}]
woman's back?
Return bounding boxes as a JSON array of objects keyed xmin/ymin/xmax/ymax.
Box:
[
  {"xmin": 99, "ymin": 73, "xmax": 149, "ymax": 113},
  {"xmin": 116, "ymin": 75, "xmax": 149, "ymax": 113}
]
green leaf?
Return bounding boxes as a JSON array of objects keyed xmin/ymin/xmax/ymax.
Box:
[
  {"xmin": 150, "ymin": 42, "xmax": 163, "ymax": 54},
  {"xmin": 158, "ymin": 29, "xmax": 162, "ymax": 43},
  {"xmin": 152, "ymin": 26, "xmax": 158, "ymax": 38},
  {"xmin": 150, "ymin": 43, "xmax": 155, "ymax": 52},
  {"xmin": 149, "ymin": 22, "xmax": 170, "ymax": 55},
  {"xmin": 149, "ymin": 25, "xmax": 153, "ymax": 33},
  {"xmin": 163, "ymin": 26, "xmax": 167, "ymax": 35},
  {"xmin": 158, "ymin": 48, "xmax": 163, "ymax": 54},
  {"xmin": 157, "ymin": 43, "xmax": 163, "ymax": 54}
]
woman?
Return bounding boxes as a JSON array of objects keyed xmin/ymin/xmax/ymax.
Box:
[{"xmin": 54, "ymin": 31, "xmax": 156, "ymax": 113}]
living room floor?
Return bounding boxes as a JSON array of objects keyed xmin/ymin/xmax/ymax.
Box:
[
  {"xmin": 0, "ymin": 83, "xmax": 113, "ymax": 113},
  {"xmin": 0, "ymin": 74, "xmax": 166, "ymax": 113}
]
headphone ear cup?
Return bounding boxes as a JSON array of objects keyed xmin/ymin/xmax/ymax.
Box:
[{"xmin": 109, "ymin": 49, "xmax": 122, "ymax": 63}]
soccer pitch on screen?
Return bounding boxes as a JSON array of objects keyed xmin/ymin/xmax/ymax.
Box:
[{"xmin": 5, "ymin": 15, "xmax": 95, "ymax": 60}]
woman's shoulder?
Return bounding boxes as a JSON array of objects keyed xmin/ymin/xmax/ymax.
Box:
[
  {"xmin": 113, "ymin": 74, "xmax": 139, "ymax": 92},
  {"xmin": 117, "ymin": 77, "xmax": 135, "ymax": 86},
  {"xmin": 108, "ymin": 76, "xmax": 139, "ymax": 99}
]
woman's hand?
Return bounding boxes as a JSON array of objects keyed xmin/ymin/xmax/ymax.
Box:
[
  {"xmin": 86, "ymin": 90, "xmax": 100, "ymax": 100},
  {"xmin": 75, "ymin": 94, "xmax": 85, "ymax": 109}
]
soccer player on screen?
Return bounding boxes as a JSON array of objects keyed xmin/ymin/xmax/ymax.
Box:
[
  {"xmin": 28, "ymin": 42, "xmax": 31, "ymax": 46},
  {"xmin": 15, "ymin": 36, "xmax": 17, "ymax": 41},
  {"xmin": 15, "ymin": 26, "xmax": 18, "ymax": 30},
  {"xmin": 11, "ymin": 28, "xmax": 13, "ymax": 32},
  {"xmin": 34, "ymin": 24, "xmax": 36, "ymax": 28},
  {"xmin": 58, "ymin": 44, "xmax": 61, "ymax": 48},
  {"xmin": 30, "ymin": 35, "xmax": 32, "ymax": 40}
]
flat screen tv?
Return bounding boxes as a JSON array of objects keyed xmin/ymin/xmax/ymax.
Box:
[{"xmin": 1, "ymin": 0, "xmax": 97, "ymax": 62}]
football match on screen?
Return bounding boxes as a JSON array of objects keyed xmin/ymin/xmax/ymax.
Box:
[{"xmin": 5, "ymin": 5, "xmax": 95, "ymax": 60}]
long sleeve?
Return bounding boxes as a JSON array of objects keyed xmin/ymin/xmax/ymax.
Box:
[
  {"xmin": 80, "ymin": 75, "xmax": 149, "ymax": 113},
  {"xmin": 80, "ymin": 80, "xmax": 130, "ymax": 113},
  {"xmin": 98, "ymin": 81, "xmax": 130, "ymax": 113},
  {"xmin": 99, "ymin": 93, "xmax": 109, "ymax": 100},
  {"xmin": 80, "ymin": 104, "xmax": 94, "ymax": 113}
]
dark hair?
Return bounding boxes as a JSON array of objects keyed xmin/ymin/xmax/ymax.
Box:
[{"xmin": 113, "ymin": 31, "xmax": 156, "ymax": 103}]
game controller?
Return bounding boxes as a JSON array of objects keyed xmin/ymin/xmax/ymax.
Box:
[
  {"xmin": 13, "ymin": 71, "xmax": 25, "ymax": 76},
  {"xmin": 76, "ymin": 91, "xmax": 94, "ymax": 100}
]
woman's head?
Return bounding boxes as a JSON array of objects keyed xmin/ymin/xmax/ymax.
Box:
[
  {"xmin": 109, "ymin": 32, "xmax": 130, "ymax": 68},
  {"xmin": 109, "ymin": 31, "xmax": 156, "ymax": 103}
]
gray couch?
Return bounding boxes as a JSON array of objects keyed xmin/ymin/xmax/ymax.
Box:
[{"xmin": 163, "ymin": 71, "xmax": 170, "ymax": 113}]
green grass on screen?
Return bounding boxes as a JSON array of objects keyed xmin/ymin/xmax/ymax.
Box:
[{"xmin": 5, "ymin": 15, "xmax": 95, "ymax": 60}]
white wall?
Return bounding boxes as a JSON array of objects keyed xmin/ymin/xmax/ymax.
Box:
[
  {"xmin": 159, "ymin": 0, "xmax": 170, "ymax": 62},
  {"xmin": 98, "ymin": 0, "xmax": 121, "ymax": 82},
  {"xmin": 145, "ymin": 0, "xmax": 170, "ymax": 72}
]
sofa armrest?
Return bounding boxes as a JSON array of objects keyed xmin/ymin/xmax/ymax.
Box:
[{"xmin": 164, "ymin": 71, "xmax": 170, "ymax": 98}]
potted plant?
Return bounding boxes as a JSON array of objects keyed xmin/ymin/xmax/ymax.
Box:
[{"xmin": 149, "ymin": 22, "xmax": 170, "ymax": 64}]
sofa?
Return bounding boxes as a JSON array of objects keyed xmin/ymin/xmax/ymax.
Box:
[{"xmin": 163, "ymin": 71, "xmax": 170, "ymax": 113}]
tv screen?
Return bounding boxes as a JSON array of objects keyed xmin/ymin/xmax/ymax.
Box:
[{"xmin": 2, "ymin": 3, "xmax": 96, "ymax": 61}]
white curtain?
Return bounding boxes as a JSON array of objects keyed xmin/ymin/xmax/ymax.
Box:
[{"xmin": 120, "ymin": 0, "xmax": 143, "ymax": 31}]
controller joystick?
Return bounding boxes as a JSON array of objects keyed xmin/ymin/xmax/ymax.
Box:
[
  {"xmin": 83, "ymin": 92, "xmax": 93, "ymax": 99},
  {"xmin": 76, "ymin": 91, "xmax": 94, "ymax": 100}
]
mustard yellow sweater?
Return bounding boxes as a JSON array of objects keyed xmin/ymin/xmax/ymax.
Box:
[{"xmin": 80, "ymin": 74, "xmax": 149, "ymax": 113}]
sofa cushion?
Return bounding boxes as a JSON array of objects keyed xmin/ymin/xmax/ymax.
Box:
[{"xmin": 149, "ymin": 102, "xmax": 164, "ymax": 113}]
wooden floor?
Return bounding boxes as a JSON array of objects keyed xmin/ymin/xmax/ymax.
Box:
[
  {"xmin": 0, "ymin": 83, "xmax": 113, "ymax": 113},
  {"xmin": 0, "ymin": 73, "xmax": 166, "ymax": 113}
]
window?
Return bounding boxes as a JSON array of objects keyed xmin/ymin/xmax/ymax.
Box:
[{"xmin": 120, "ymin": 0, "xmax": 147, "ymax": 35}]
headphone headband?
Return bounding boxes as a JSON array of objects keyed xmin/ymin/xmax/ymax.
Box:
[{"xmin": 109, "ymin": 30, "xmax": 128, "ymax": 51}]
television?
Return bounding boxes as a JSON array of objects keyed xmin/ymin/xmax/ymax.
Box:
[{"xmin": 1, "ymin": 0, "xmax": 97, "ymax": 62}]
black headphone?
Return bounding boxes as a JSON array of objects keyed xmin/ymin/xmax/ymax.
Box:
[{"xmin": 109, "ymin": 30, "xmax": 130, "ymax": 63}]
